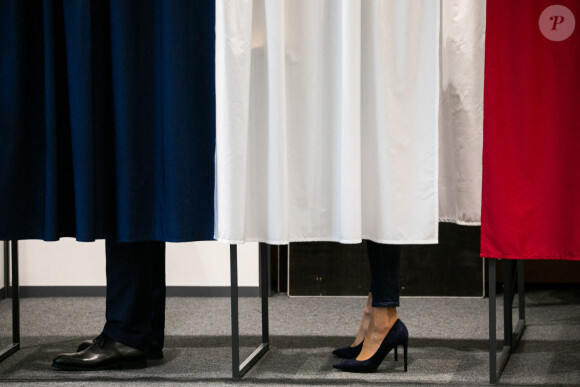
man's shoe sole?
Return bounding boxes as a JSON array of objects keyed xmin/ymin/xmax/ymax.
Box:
[{"xmin": 52, "ymin": 359, "xmax": 147, "ymax": 371}]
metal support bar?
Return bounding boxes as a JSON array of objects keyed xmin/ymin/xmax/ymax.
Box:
[
  {"xmin": 517, "ymin": 260, "xmax": 525, "ymax": 322},
  {"xmin": 260, "ymin": 244, "xmax": 270, "ymax": 344},
  {"xmin": 0, "ymin": 240, "xmax": 21, "ymax": 362},
  {"xmin": 3, "ymin": 242, "xmax": 8, "ymax": 299},
  {"xmin": 488, "ymin": 258, "xmax": 526, "ymax": 384},
  {"xmin": 230, "ymin": 244, "xmax": 270, "ymax": 379},
  {"xmin": 488, "ymin": 258, "xmax": 497, "ymax": 382},
  {"xmin": 503, "ymin": 261, "xmax": 513, "ymax": 349}
]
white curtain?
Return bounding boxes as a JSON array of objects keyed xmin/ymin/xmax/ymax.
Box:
[
  {"xmin": 438, "ymin": 0, "xmax": 485, "ymax": 225},
  {"xmin": 216, "ymin": 0, "xmax": 440, "ymax": 244}
]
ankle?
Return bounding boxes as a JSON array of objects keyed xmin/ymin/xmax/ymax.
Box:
[
  {"xmin": 364, "ymin": 294, "xmax": 373, "ymax": 314},
  {"xmin": 363, "ymin": 304, "xmax": 372, "ymax": 317},
  {"xmin": 370, "ymin": 307, "xmax": 398, "ymax": 331},
  {"xmin": 387, "ymin": 308, "xmax": 398, "ymax": 325}
]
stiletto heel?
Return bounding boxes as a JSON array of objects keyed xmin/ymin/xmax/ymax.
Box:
[
  {"xmin": 332, "ymin": 341, "xmax": 364, "ymax": 359},
  {"xmin": 333, "ymin": 319, "xmax": 409, "ymax": 373},
  {"xmin": 394, "ymin": 345, "xmax": 398, "ymax": 361}
]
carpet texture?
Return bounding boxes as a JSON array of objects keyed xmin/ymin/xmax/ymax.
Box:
[{"xmin": 0, "ymin": 289, "xmax": 578, "ymax": 386}]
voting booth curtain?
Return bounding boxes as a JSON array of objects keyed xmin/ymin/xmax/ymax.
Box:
[
  {"xmin": 7, "ymin": 0, "xmax": 552, "ymax": 253},
  {"xmin": 215, "ymin": 0, "xmax": 485, "ymax": 244},
  {"xmin": 215, "ymin": 0, "xmax": 441, "ymax": 244},
  {"xmin": 481, "ymin": 0, "xmax": 580, "ymax": 261},
  {"xmin": 0, "ymin": 1, "xmax": 216, "ymax": 242}
]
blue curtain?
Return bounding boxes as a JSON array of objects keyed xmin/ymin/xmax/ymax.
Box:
[{"xmin": 0, "ymin": 0, "xmax": 215, "ymax": 242}]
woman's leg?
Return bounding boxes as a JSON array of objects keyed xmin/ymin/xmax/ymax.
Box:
[
  {"xmin": 350, "ymin": 293, "xmax": 372, "ymax": 347},
  {"xmin": 358, "ymin": 241, "xmax": 401, "ymax": 360}
]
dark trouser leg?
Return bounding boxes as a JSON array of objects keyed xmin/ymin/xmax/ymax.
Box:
[
  {"xmin": 150, "ymin": 246, "xmax": 166, "ymax": 348},
  {"xmin": 366, "ymin": 241, "xmax": 401, "ymax": 308},
  {"xmin": 103, "ymin": 240, "xmax": 166, "ymax": 351}
]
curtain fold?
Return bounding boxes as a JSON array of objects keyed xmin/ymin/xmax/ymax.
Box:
[
  {"xmin": 438, "ymin": 0, "xmax": 485, "ymax": 226},
  {"xmin": 215, "ymin": 0, "xmax": 440, "ymax": 244},
  {"xmin": 0, "ymin": 0, "xmax": 215, "ymax": 242}
]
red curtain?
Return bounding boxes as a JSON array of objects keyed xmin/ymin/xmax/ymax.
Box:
[{"xmin": 481, "ymin": 0, "xmax": 580, "ymax": 260}]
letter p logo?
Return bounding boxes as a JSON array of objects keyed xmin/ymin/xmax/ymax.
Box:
[
  {"xmin": 550, "ymin": 15, "xmax": 565, "ymax": 30},
  {"xmin": 540, "ymin": 5, "xmax": 575, "ymax": 41}
]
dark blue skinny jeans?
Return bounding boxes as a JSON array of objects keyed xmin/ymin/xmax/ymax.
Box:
[{"xmin": 366, "ymin": 240, "xmax": 401, "ymax": 308}]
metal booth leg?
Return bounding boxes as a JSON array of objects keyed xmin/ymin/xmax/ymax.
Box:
[
  {"xmin": 230, "ymin": 243, "xmax": 270, "ymax": 379},
  {"xmin": 488, "ymin": 258, "xmax": 497, "ymax": 383},
  {"xmin": 517, "ymin": 260, "xmax": 526, "ymax": 326},
  {"xmin": 3, "ymin": 242, "xmax": 8, "ymax": 299},
  {"xmin": 488, "ymin": 258, "xmax": 526, "ymax": 384},
  {"xmin": 0, "ymin": 240, "xmax": 21, "ymax": 362}
]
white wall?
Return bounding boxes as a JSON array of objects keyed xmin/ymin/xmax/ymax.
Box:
[{"xmin": 16, "ymin": 239, "xmax": 258, "ymax": 287}]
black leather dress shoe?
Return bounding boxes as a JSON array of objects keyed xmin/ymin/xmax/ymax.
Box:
[
  {"xmin": 52, "ymin": 334, "xmax": 147, "ymax": 370},
  {"xmin": 77, "ymin": 336, "xmax": 163, "ymax": 360}
]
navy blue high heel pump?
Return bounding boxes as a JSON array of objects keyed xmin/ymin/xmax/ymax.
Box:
[
  {"xmin": 332, "ymin": 341, "xmax": 364, "ymax": 359},
  {"xmin": 333, "ymin": 319, "xmax": 408, "ymax": 373}
]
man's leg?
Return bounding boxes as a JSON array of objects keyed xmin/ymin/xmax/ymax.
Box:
[
  {"xmin": 103, "ymin": 240, "xmax": 166, "ymax": 351},
  {"xmin": 149, "ymin": 242, "xmax": 166, "ymax": 355},
  {"xmin": 52, "ymin": 240, "xmax": 166, "ymax": 370}
]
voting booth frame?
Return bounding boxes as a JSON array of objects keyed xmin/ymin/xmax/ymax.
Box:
[
  {"xmin": 1, "ymin": 241, "xmax": 524, "ymax": 383},
  {"xmin": 0, "ymin": 240, "xmax": 269, "ymax": 380},
  {"xmin": 487, "ymin": 258, "xmax": 526, "ymax": 384},
  {"xmin": 230, "ymin": 243, "xmax": 270, "ymax": 379},
  {"xmin": 0, "ymin": 241, "xmax": 20, "ymax": 363}
]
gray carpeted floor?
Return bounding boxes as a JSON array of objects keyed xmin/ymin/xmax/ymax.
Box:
[{"xmin": 0, "ymin": 288, "xmax": 578, "ymax": 386}]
